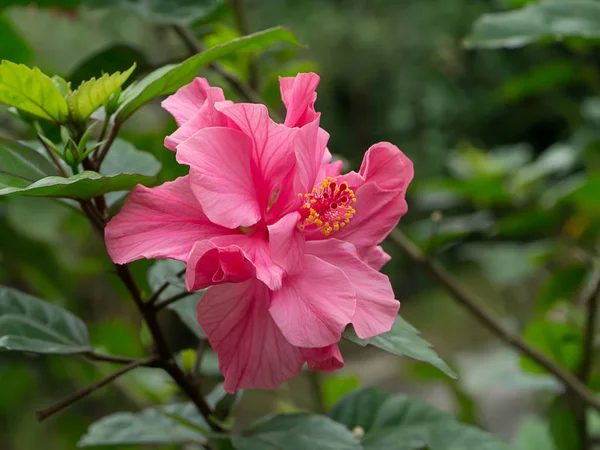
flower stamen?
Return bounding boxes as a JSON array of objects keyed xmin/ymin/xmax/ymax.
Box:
[{"xmin": 297, "ymin": 177, "xmax": 356, "ymax": 236}]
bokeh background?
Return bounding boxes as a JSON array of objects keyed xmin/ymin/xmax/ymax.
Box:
[{"xmin": 1, "ymin": 0, "xmax": 598, "ymax": 448}]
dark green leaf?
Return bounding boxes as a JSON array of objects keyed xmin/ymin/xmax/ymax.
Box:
[
  {"xmin": 0, "ymin": 170, "xmax": 158, "ymax": 198},
  {"xmin": 232, "ymin": 413, "xmax": 362, "ymax": 450},
  {"xmin": 0, "ymin": 60, "xmax": 68, "ymax": 123},
  {"xmin": 115, "ymin": 27, "xmax": 298, "ymax": 123},
  {"xmin": 78, "ymin": 402, "xmax": 208, "ymax": 446},
  {"xmin": 520, "ymin": 320, "xmax": 582, "ymax": 374},
  {"xmin": 0, "ymin": 16, "xmax": 33, "ymax": 64},
  {"xmin": 322, "ymin": 375, "xmax": 362, "ymax": 411},
  {"xmin": 328, "ymin": 387, "xmax": 392, "ymax": 433},
  {"xmin": 549, "ymin": 396, "xmax": 580, "ymax": 450},
  {"xmin": 536, "ymin": 265, "xmax": 588, "ymax": 313},
  {"xmin": 100, "ymin": 138, "xmax": 161, "ymax": 177},
  {"xmin": 85, "ymin": 0, "xmax": 224, "ymax": 25},
  {"xmin": 343, "ymin": 316, "xmax": 456, "ymax": 379},
  {"xmin": 0, "ymin": 285, "xmax": 91, "ymax": 354},
  {"xmin": 465, "ymin": 1, "xmax": 600, "ymax": 49},
  {"xmin": 148, "ymin": 260, "xmax": 204, "ymax": 338},
  {"xmin": 0, "ymin": 138, "xmax": 60, "ymax": 189}
]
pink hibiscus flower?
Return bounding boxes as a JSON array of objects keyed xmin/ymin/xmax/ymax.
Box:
[{"xmin": 105, "ymin": 73, "xmax": 413, "ymax": 393}]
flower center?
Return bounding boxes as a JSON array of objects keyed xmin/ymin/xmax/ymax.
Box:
[{"xmin": 297, "ymin": 177, "xmax": 356, "ymax": 236}]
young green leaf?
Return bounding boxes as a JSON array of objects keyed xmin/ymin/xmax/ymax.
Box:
[
  {"xmin": 0, "ymin": 285, "xmax": 91, "ymax": 354},
  {"xmin": 69, "ymin": 64, "xmax": 135, "ymax": 122},
  {"xmin": 343, "ymin": 316, "xmax": 456, "ymax": 379},
  {"xmin": 115, "ymin": 27, "xmax": 298, "ymax": 123},
  {"xmin": 0, "ymin": 60, "xmax": 68, "ymax": 123}
]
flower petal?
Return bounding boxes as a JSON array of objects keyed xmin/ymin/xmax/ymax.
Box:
[
  {"xmin": 161, "ymin": 78, "xmax": 213, "ymax": 126},
  {"xmin": 334, "ymin": 142, "xmax": 413, "ymax": 248},
  {"xmin": 268, "ymin": 212, "xmax": 305, "ymax": 274},
  {"xmin": 198, "ymin": 279, "xmax": 304, "ymax": 393},
  {"xmin": 105, "ymin": 176, "xmax": 228, "ymax": 264},
  {"xmin": 186, "ymin": 234, "xmax": 284, "ymax": 291},
  {"xmin": 176, "ymin": 127, "xmax": 262, "ymax": 229},
  {"xmin": 293, "ymin": 117, "xmax": 327, "ymax": 195},
  {"xmin": 279, "ymin": 73, "xmax": 320, "ymax": 128},
  {"xmin": 269, "ymin": 255, "xmax": 355, "ymax": 348},
  {"xmin": 300, "ymin": 344, "xmax": 344, "ymax": 373},
  {"xmin": 306, "ymin": 239, "xmax": 399, "ymax": 339},
  {"xmin": 215, "ymin": 102, "xmax": 297, "ymax": 213},
  {"xmin": 359, "ymin": 245, "xmax": 392, "ymax": 270}
]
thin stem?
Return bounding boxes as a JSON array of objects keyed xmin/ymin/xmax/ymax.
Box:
[
  {"xmin": 83, "ymin": 351, "xmax": 160, "ymax": 367},
  {"xmin": 192, "ymin": 339, "xmax": 208, "ymax": 377},
  {"xmin": 36, "ymin": 356, "xmax": 158, "ymax": 422},
  {"xmin": 307, "ymin": 371, "xmax": 325, "ymax": 414},
  {"xmin": 575, "ymin": 265, "xmax": 600, "ymax": 450},
  {"xmin": 388, "ymin": 228, "xmax": 600, "ymax": 415},
  {"xmin": 38, "ymin": 136, "xmax": 68, "ymax": 177},
  {"xmin": 229, "ymin": 0, "xmax": 258, "ymax": 90},
  {"xmin": 93, "ymin": 124, "xmax": 120, "ymax": 168},
  {"xmin": 155, "ymin": 290, "xmax": 194, "ymax": 311},
  {"xmin": 146, "ymin": 268, "xmax": 186, "ymax": 306}
]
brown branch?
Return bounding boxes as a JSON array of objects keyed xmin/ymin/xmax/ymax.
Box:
[
  {"xmin": 93, "ymin": 124, "xmax": 120, "ymax": 168},
  {"xmin": 388, "ymin": 228, "xmax": 600, "ymax": 414},
  {"xmin": 575, "ymin": 266, "xmax": 600, "ymax": 450},
  {"xmin": 83, "ymin": 351, "xmax": 160, "ymax": 367},
  {"xmin": 154, "ymin": 290, "xmax": 194, "ymax": 311},
  {"xmin": 146, "ymin": 268, "xmax": 186, "ymax": 306},
  {"xmin": 36, "ymin": 355, "xmax": 158, "ymax": 422},
  {"xmin": 172, "ymin": 25, "xmax": 263, "ymax": 105}
]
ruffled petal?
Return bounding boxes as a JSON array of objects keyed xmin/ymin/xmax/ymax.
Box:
[
  {"xmin": 269, "ymin": 255, "xmax": 355, "ymax": 348},
  {"xmin": 268, "ymin": 212, "xmax": 305, "ymax": 274},
  {"xmin": 161, "ymin": 78, "xmax": 213, "ymax": 126},
  {"xmin": 186, "ymin": 234, "xmax": 284, "ymax": 291},
  {"xmin": 105, "ymin": 176, "xmax": 228, "ymax": 264},
  {"xmin": 215, "ymin": 102, "xmax": 297, "ymax": 213},
  {"xmin": 176, "ymin": 127, "xmax": 262, "ymax": 229},
  {"xmin": 198, "ymin": 279, "xmax": 304, "ymax": 393},
  {"xmin": 300, "ymin": 344, "xmax": 344, "ymax": 372},
  {"xmin": 279, "ymin": 73, "xmax": 320, "ymax": 128},
  {"xmin": 306, "ymin": 239, "xmax": 399, "ymax": 339},
  {"xmin": 359, "ymin": 245, "xmax": 392, "ymax": 270}
]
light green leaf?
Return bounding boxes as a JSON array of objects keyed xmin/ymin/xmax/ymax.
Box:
[
  {"xmin": 465, "ymin": 1, "xmax": 600, "ymax": 49},
  {"xmin": 148, "ymin": 259, "xmax": 205, "ymax": 338},
  {"xmin": 0, "ymin": 60, "xmax": 68, "ymax": 123},
  {"xmin": 0, "ymin": 170, "xmax": 157, "ymax": 198},
  {"xmin": 513, "ymin": 416, "xmax": 556, "ymax": 450},
  {"xmin": 85, "ymin": 0, "xmax": 224, "ymax": 25},
  {"xmin": 343, "ymin": 316, "xmax": 456, "ymax": 379},
  {"xmin": 69, "ymin": 65, "xmax": 135, "ymax": 122},
  {"xmin": 0, "ymin": 285, "xmax": 91, "ymax": 354},
  {"xmin": 0, "ymin": 138, "xmax": 60, "ymax": 189},
  {"xmin": 116, "ymin": 27, "xmax": 298, "ymax": 123},
  {"xmin": 232, "ymin": 413, "xmax": 362, "ymax": 450}
]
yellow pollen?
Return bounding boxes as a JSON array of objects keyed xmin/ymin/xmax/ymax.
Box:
[{"xmin": 295, "ymin": 176, "xmax": 357, "ymax": 235}]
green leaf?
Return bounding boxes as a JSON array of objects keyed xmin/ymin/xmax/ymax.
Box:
[
  {"xmin": 69, "ymin": 65, "xmax": 136, "ymax": 122},
  {"xmin": 85, "ymin": 0, "xmax": 225, "ymax": 25},
  {"xmin": 536, "ymin": 264, "xmax": 588, "ymax": 313},
  {"xmin": 0, "ymin": 170, "xmax": 158, "ymax": 198},
  {"xmin": 0, "ymin": 138, "xmax": 60, "ymax": 189},
  {"xmin": 232, "ymin": 413, "xmax": 362, "ymax": 450},
  {"xmin": 116, "ymin": 27, "xmax": 298, "ymax": 123},
  {"xmin": 0, "ymin": 60, "xmax": 68, "ymax": 123},
  {"xmin": 0, "ymin": 285, "xmax": 91, "ymax": 354},
  {"xmin": 549, "ymin": 396, "xmax": 580, "ymax": 450},
  {"xmin": 343, "ymin": 316, "xmax": 456, "ymax": 379},
  {"xmin": 465, "ymin": 1, "xmax": 600, "ymax": 49},
  {"xmin": 0, "ymin": 16, "xmax": 33, "ymax": 64},
  {"xmin": 78, "ymin": 402, "xmax": 208, "ymax": 446},
  {"xmin": 148, "ymin": 260, "xmax": 205, "ymax": 338},
  {"xmin": 513, "ymin": 416, "xmax": 556, "ymax": 450},
  {"xmin": 100, "ymin": 138, "xmax": 161, "ymax": 177},
  {"xmin": 520, "ymin": 320, "xmax": 582, "ymax": 374},
  {"xmin": 329, "ymin": 388, "xmax": 508, "ymax": 450},
  {"xmin": 322, "ymin": 375, "xmax": 362, "ymax": 411}
]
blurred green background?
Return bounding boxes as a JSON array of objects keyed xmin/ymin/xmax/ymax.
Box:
[{"xmin": 2, "ymin": 0, "xmax": 600, "ymax": 449}]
